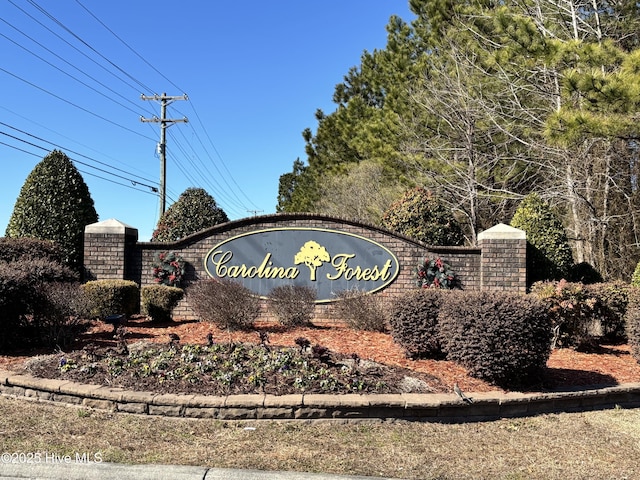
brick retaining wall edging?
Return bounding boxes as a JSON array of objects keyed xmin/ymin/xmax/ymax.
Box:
[{"xmin": 1, "ymin": 370, "xmax": 639, "ymax": 422}]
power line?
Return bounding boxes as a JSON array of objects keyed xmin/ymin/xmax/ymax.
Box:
[
  {"xmin": 0, "ymin": 27, "xmax": 147, "ymax": 118},
  {"xmin": 0, "ymin": 121, "xmax": 157, "ymax": 186},
  {"xmin": 0, "ymin": 140, "xmax": 157, "ymax": 196},
  {"xmin": 188, "ymin": 103, "xmax": 260, "ymax": 209},
  {"xmin": 0, "ymin": 104, "xmax": 157, "ymax": 181},
  {"xmin": 141, "ymin": 93, "xmax": 188, "ymax": 217},
  {"xmin": 6, "ymin": 0, "xmax": 153, "ymax": 96},
  {"xmin": 0, "ymin": 66, "xmax": 156, "ymax": 142},
  {"xmin": 74, "ymin": 0, "xmax": 185, "ymax": 95},
  {"xmin": 3, "ymin": 0, "xmax": 264, "ymax": 221},
  {"xmin": 67, "ymin": 2, "xmax": 258, "ymax": 214},
  {"xmin": 25, "ymin": 0, "xmax": 156, "ymax": 94}
]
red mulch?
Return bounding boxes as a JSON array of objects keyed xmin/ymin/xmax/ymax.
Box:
[{"xmin": 1, "ymin": 317, "xmax": 639, "ymax": 393}]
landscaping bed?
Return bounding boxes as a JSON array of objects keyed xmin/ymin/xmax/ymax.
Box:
[{"xmin": 1, "ymin": 317, "xmax": 639, "ymax": 396}]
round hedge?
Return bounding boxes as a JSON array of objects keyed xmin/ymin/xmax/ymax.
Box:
[
  {"xmin": 438, "ymin": 291, "xmax": 552, "ymax": 389},
  {"xmin": 388, "ymin": 288, "xmax": 446, "ymax": 358}
]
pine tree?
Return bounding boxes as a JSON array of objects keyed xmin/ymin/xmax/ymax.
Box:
[
  {"xmin": 151, "ymin": 187, "xmax": 228, "ymax": 242},
  {"xmin": 5, "ymin": 150, "xmax": 98, "ymax": 272}
]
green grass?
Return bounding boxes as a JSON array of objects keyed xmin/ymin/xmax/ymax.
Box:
[{"xmin": 0, "ymin": 396, "xmax": 639, "ymax": 479}]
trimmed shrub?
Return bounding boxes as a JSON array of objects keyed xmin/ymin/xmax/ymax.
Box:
[
  {"xmin": 141, "ymin": 285, "xmax": 184, "ymax": 323},
  {"xmin": 34, "ymin": 282, "xmax": 88, "ymax": 349},
  {"xmin": 151, "ymin": 187, "xmax": 228, "ymax": 242},
  {"xmin": 186, "ymin": 279, "xmax": 259, "ymax": 331},
  {"xmin": 388, "ymin": 289, "xmax": 445, "ymax": 358},
  {"xmin": 510, "ymin": 193, "xmax": 573, "ymax": 284},
  {"xmin": 10, "ymin": 257, "xmax": 78, "ymax": 285},
  {"xmin": 625, "ymin": 287, "xmax": 640, "ymax": 364},
  {"xmin": 5, "ymin": 150, "xmax": 98, "ymax": 272},
  {"xmin": 0, "ymin": 257, "xmax": 82, "ymax": 351},
  {"xmin": 0, "ymin": 237, "xmax": 62, "ymax": 263},
  {"xmin": 530, "ymin": 280, "xmax": 596, "ymax": 349},
  {"xmin": 333, "ymin": 288, "xmax": 388, "ymax": 332},
  {"xmin": 267, "ymin": 285, "xmax": 316, "ymax": 327},
  {"xmin": 381, "ymin": 187, "xmax": 464, "ymax": 246},
  {"xmin": 81, "ymin": 280, "xmax": 140, "ymax": 319},
  {"xmin": 438, "ymin": 291, "xmax": 552, "ymax": 389},
  {"xmin": 0, "ymin": 264, "xmax": 31, "ymax": 349}
]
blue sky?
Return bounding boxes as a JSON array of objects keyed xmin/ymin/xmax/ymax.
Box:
[{"xmin": 0, "ymin": 1, "xmax": 416, "ymax": 241}]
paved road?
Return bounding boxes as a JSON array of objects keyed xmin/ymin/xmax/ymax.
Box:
[{"xmin": 0, "ymin": 461, "xmax": 402, "ymax": 480}]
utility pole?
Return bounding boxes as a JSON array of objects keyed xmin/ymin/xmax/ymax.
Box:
[{"xmin": 140, "ymin": 93, "xmax": 188, "ymax": 218}]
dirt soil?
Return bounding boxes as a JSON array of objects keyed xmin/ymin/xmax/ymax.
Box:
[{"xmin": 1, "ymin": 317, "xmax": 639, "ymax": 396}]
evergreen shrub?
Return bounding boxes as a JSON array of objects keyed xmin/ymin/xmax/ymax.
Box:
[
  {"xmin": 625, "ymin": 287, "xmax": 640, "ymax": 364},
  {"xmin": 0, "ymin": 237, "xmax": 62, "ymax": 263},
  {"xmin": 81, "ymin": 280, "xmax": 139, "ymax": 319},
  {"xmin": 0, "ymin": 264, "xmax": 31, "ymax": 348},
  {"xmin": 583, "ymin": 281, "xmax": 629, "ymax": 343},
  {"xmin": 438, "ymin": 291, "xmax": 552, "ymax": 389},
  {"xmin": 388, "ymin": 289, "xmax": 445, "ymax": 358},
  {"xmin": 568, "ymin": 262, "xmax": 603, "ymax": 284},
  {"xmin": 0, "ymin": 257, "xmax": 82, "ymax": 350},
  {"xmin": 381, "ymin": 187, "xmax": 464, "ymax": 246},
  {"xmin": 510, "ymin": 193, "xmax": 573, "ymax": 284},
  {"xmin": 0, "ymin": 257, "xmax": 78, "ymax": 324},
  {"xmin": 267, "ymin": 285, "xmax": 316, "ymax": 327},
  {"xmin": 333, "ymin": 288, "xmax": 387, "ymax": 332},
  {"xmin": 35, "ymin": 282, "xmax": 87, "ymax": 349},
  {"xmin": 632, "ymin": 260, "xmax": 640, "ymax": 287},
  {"xmin": 530, "ymin": 280, "xmax": 596, "ymax": 349},
  {"xmin": 186, "ymin": 279, "xmax": 258, "ymax": 331},
  {"xmin": 5, "ymin": 150, "xmax": 98, "ymax": 272},
  {"xmin": 151, "ymin": 187, "xmax": 228, "ymax": 242},
  {"xmin": 141, "ymin": 284, "xmax": 184, "ymax": 323},
  {"xmin": 530, "ymin": 280, "xmax": 629, "ymax": 348}
]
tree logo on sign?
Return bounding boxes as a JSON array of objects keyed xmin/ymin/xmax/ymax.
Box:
[{"xmin": 294, "ymin": 241, "xmax": 330, "ymax": 281}]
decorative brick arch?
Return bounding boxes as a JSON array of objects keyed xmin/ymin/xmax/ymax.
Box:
[{"xmin": 84, "ymin": 214, "xmax": 526, "ymax": 321}]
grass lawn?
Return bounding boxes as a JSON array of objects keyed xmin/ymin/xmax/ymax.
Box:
[{"xmin": 0, "ymin": 395, "xmax": 638, "ymax": 479}]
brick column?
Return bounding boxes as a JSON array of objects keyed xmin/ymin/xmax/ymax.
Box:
[
  {"xmin": 83, "ymin": 219, "xmax": 138, "ymax": 281},
  {"xmin": 477, "ymin": 223, "xmax": 526, "ymax": 293}
]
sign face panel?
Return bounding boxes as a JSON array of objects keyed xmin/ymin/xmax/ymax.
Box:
[{"xmin": 204, "ymin": 228, "xmax": 400, "ymax": 302}]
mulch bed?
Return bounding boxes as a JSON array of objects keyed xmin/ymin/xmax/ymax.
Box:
[{"xmin": 1, "ymin": 317, "xmax": 639, "ymax": 395}]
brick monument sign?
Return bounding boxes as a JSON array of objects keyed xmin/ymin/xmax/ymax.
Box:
[{"xmin": 83, "ymin": 214, "xmax": 526, "ymax": 321}]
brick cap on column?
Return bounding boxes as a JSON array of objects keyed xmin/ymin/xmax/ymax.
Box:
[
  {"xmin": 85, "ymin": 218, "xmax": 138, "ymax": 239},
  {"xmin": 477, "ymin": 223, "xmax": 526, "ymax": 240}
]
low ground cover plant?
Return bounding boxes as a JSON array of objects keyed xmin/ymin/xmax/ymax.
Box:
[{"xmin": 28, "ymin": 338, "xmax": 437, "ymax": 396}]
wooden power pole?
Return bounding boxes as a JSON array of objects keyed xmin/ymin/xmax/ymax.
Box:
[{"xmin": 140, "ymin": 93, "xmax": 188, "ymax": 217}]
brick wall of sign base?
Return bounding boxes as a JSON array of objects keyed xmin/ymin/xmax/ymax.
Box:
[{"xmin": 83, "ymin": 215, "xmax": 526, "ymax": 322}]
